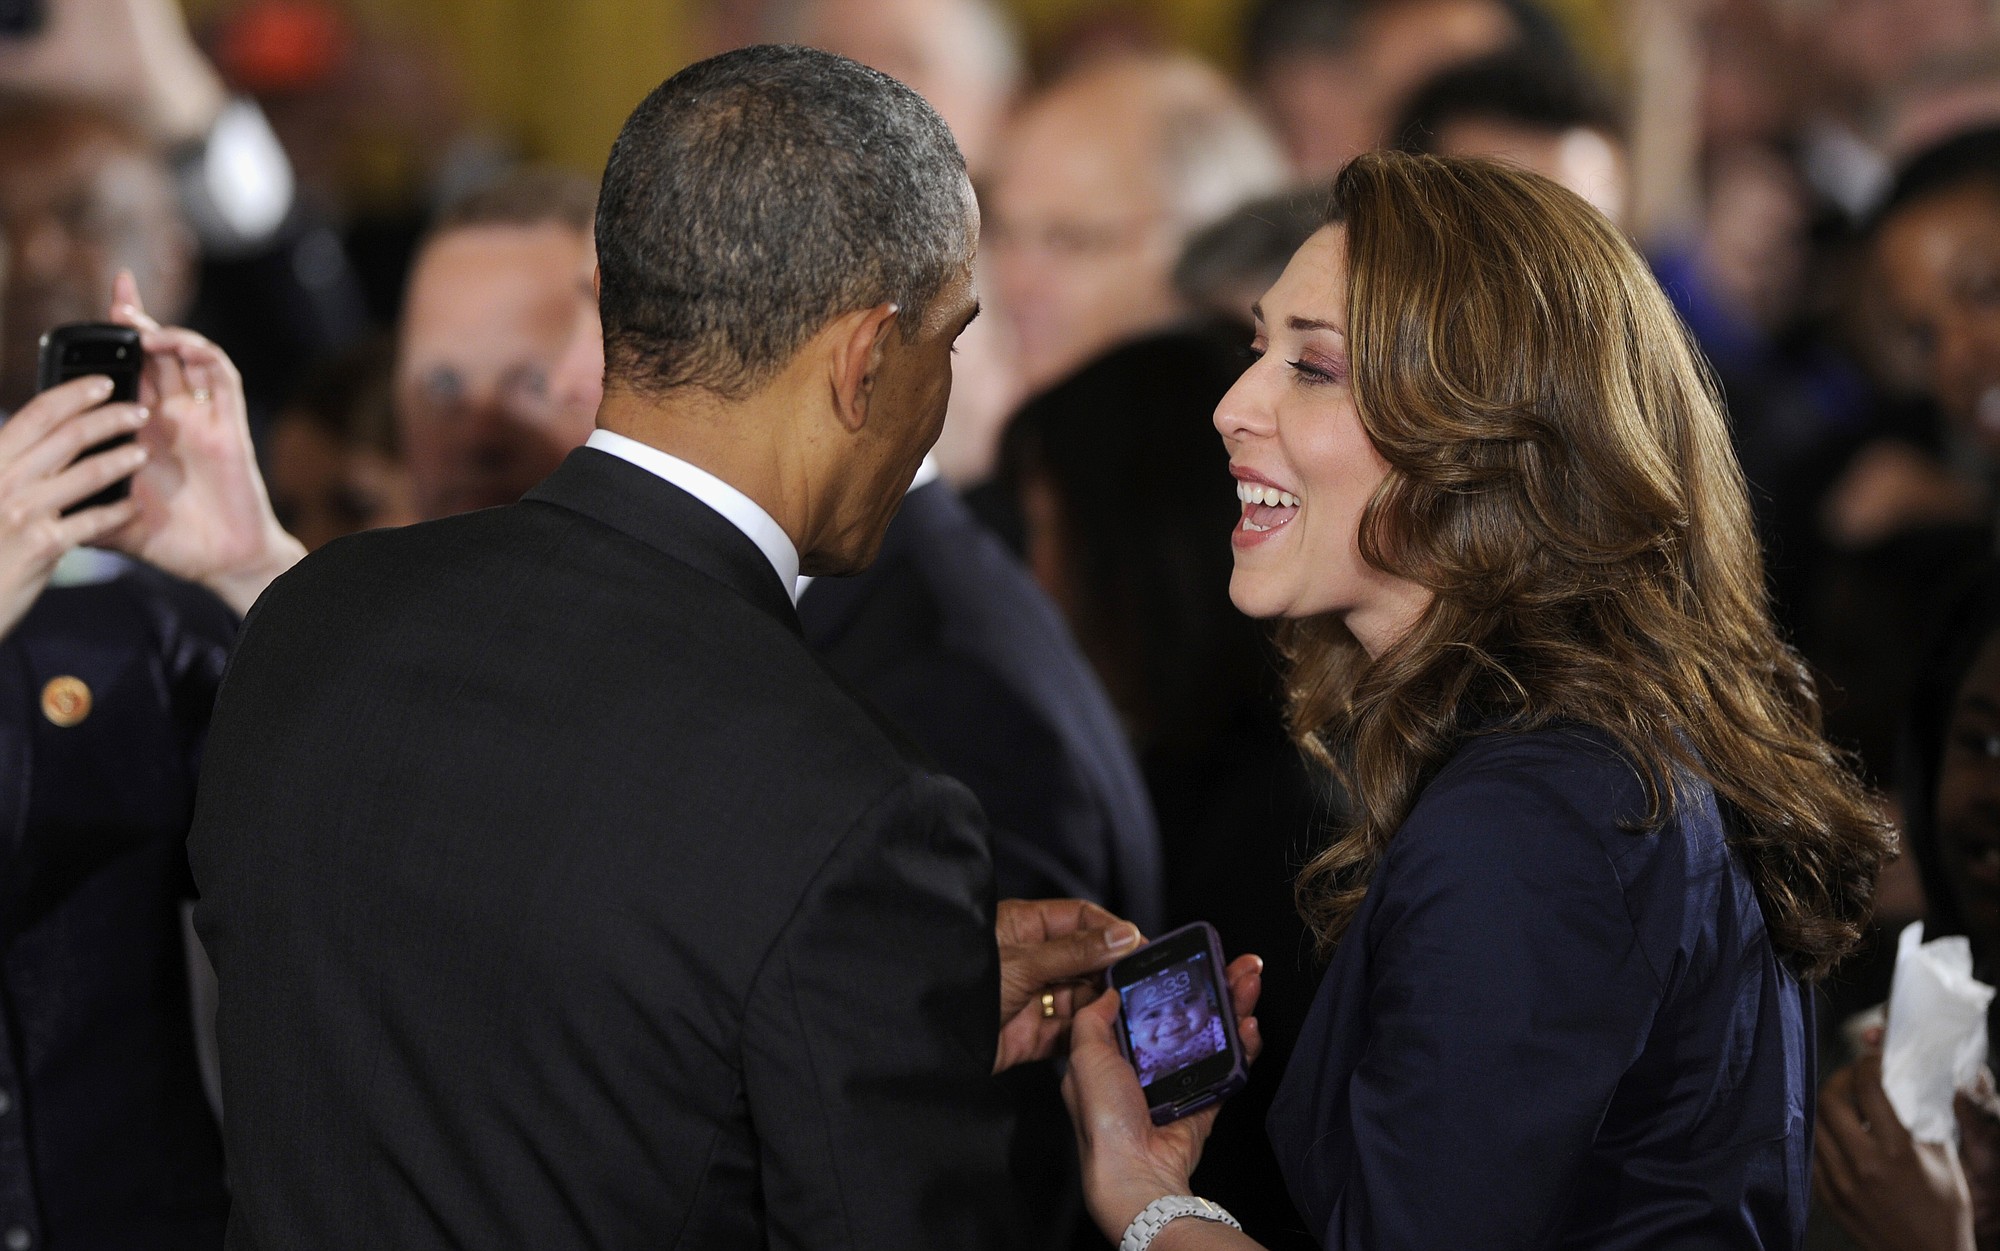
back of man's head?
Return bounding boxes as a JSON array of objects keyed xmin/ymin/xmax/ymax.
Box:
[
  {"xmin": 1394, "ymin": 50, "xmax": 1619, "ymax": 153},
  {"xmin": 596, "ymin": 44, "xmax": 971, "ymax": 403},
  {"xmin": 1392, "ymin": 50, "xmax": 1628, "ymax": 223}
]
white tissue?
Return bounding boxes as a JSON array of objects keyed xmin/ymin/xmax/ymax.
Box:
[{"xmin": 1882, "ymin": 920, "xmax": 1996, "ymax": 1143}]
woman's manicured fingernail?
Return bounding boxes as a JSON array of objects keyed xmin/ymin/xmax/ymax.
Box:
[
  {"xmin": 1105, "ymin": 924, "xmax": 1140, "ymax": 950},
  {"xmin": 90, "ymin": 376, "xmax": 114, "ymax": 399}
]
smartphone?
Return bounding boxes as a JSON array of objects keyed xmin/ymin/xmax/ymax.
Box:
[
  {"xmin": 39, "ymin": 323, "xmax": 144, "ymax": 514},
  {"xmin": 0, "ymin": 0, "xmax": 42, "ymax": 36},
  {"xmin": 1110, "ymin": 921, "xmax": 1249, "ymax": 1125}
]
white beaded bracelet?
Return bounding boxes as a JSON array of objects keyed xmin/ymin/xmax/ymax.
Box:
[{"xmin": 1120, "ymin": 1195, "xmax": 1243, "ymax": 1251}]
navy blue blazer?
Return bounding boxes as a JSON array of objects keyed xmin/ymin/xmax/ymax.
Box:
[
  {"xmin": 1269, "ymin": 728, "xmax": 1812, "ymax": 1250},
  {"xmin": 799, "ymin": 479, "xmax": 1163, "ymax": 932},
  {"xmin": 0, "ymin": 559, "xmax": 236, "ymax": 1251}
]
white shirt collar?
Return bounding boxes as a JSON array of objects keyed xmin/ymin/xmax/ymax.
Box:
[{"xmin": 585, "ymin": 428, "xmax": 802, "ymax": 604}]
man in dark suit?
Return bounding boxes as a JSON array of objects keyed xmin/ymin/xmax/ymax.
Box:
[
  {"xmin": 800, "ymin": 471, "xmax": 1164, "ymax": 1249},
  {"xmin": 189, "ymin": 46, "xmax": 1141, "ymax": 1250},
  {"xmin": 538, "ymin": 186, "xmax": 1162, "ymax": 934}
]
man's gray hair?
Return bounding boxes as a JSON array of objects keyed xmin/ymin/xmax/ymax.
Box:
[{"xmin": 595, "ymin": 44, "xmax": 971, "ymax": 399}]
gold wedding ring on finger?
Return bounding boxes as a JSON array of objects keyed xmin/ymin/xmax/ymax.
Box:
[{"xmin": 1040, "ymin": 991, "xmax": 1057, "ymax": 1019}]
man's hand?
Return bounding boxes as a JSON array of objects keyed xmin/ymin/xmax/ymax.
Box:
[
  {"xmin": 1817, "ymin": 1054, "xmax": 1978, "ymax": 1251},
  {"xmin": 104, "ymin": 272, "xmax": 302, "ymax": 614},
  {"xmin": 994, "ymin": 898, "xmax": 1141, "ymax": 1074},
  {"xmin": 1062, "ymin": 955, "xmax": 1263, "ymax": 1242},
  {"xmin": 0, "ymin": 0, "xmax": 227, "ymax": 145},
  {"xmin": 0, "ymin": 375, "xmax": 150, "ymax": 639}
]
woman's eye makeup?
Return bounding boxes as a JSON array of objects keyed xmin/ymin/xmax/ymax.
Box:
[{"xmin": 1288, "ymin": 351, "xmax": 1346, "ymax": 386}]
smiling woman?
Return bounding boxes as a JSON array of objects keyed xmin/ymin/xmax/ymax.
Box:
[{"xmin": 1060, "ymin": 152, "xmax": 1896, "ymax": 1251}]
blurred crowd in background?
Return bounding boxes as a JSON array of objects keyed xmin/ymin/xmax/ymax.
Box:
[{"xmin": 10, "ymin": 0, "xmax": 2000, "ymax": 1245}]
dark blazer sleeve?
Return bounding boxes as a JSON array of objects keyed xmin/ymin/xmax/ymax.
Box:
[
  {"xmin": 1331, "ymin": 743, "xmax": 1667, "ymax": 1250},
  {"xmin": 743, "ymin": 770, "xmax": 1017, "ymax": 1251}
]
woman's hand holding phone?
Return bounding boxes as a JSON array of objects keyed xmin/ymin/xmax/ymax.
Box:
[
  {"xmin": 1063, "ymin": 951, "xmax": 1264, "ymax": 1246},
  {"xmin": 0, "ymin": 373, "xmax": 150, "ymax": 639}
]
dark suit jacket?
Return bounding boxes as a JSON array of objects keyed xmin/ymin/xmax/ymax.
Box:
[
  {"xmin": 189, "ymin": 448, "xmax": 1015, "ymax": 1250},
  {"xmin": 799, "ymin": 480, "xmax": 1162, "ymax": 932},
  {"xmin": 801, "ymin": 480, "xmax": 1162, "ymax": 1251},
  {"xmin": 1270, "ymin": 728, "xmax": 1812, "ymax": 1250},
  {"xmin": 0, "ymin": 562, "xmax": 234, "ymax": 1251}
]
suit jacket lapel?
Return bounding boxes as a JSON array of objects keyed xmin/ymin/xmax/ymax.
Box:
[{"xmin": 525, "ymin": 447, "xmax": 802, "ymax": 635}]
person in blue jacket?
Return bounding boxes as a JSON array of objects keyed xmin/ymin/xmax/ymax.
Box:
[
  {"xmin": 0, "ymin": 272, "xmax": 301, "ymax": 1250},
  {"xmin": 1062, "ymin": 152, "xmax": 1893, "ymax": 1251}
]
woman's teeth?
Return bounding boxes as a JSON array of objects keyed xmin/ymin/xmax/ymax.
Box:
[
  {"xmin": 1235, "ymin": 482, "xmax": 1300, "ymax": 508},
  {"xmin": 1236, "ymin": 481, "xmax": 1300, "ymax": 533}
]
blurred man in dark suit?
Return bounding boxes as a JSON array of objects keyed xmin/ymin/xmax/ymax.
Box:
[{"xmin": 189, "ymin": 46, "xmax": 1145, "ymax": 1250}]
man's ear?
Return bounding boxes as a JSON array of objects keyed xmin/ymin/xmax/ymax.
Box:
[{"xmin": 828, "ymin": 302, "xmax": 901, "ymax": 434}]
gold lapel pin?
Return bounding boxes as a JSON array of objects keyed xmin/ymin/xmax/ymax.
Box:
[{"xmin": 41, "ymin": 676, "xmax": 92, "ymax": 728}]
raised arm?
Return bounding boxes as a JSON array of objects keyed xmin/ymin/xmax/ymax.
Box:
[{"xmin": 105, "ymin": 273, "xmax": 303, "ymax": 614}]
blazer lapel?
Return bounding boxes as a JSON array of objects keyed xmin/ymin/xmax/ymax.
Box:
[{"xmin": 525, "ymin": 447, "xmax": 802, "ymax": 634}]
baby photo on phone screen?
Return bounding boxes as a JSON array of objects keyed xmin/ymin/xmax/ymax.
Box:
[{"xmin": 1127, "ymin": 959, "xmax": 1228, "ymax": 1087}]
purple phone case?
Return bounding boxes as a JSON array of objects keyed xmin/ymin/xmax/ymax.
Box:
[{"xmin": 1112, "ymin": 920, "xmax": 1250, "ymax": 1126}]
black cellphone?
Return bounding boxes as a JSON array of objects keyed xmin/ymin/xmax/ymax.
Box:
[
  {"xmin": 39, "ymin": 323, "xmax": 144, "ymax": 514},
  {"xmin": 1110, "ymin": 921, "xmax": 1249, "ymax": 1125},
  {"xmin": 0, "ymin": 0, "xmax": 42, "ymax": 36}
]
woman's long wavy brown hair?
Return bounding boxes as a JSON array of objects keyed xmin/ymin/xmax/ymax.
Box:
[{"xmin": 1287, "ymin": 153, "xmax": 1892, "ymax": 980}]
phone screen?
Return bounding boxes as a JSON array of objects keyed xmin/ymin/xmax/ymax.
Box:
[{"xmin": 1123, "ymin": 950, "xmax": 1230, "ymax": 1090}]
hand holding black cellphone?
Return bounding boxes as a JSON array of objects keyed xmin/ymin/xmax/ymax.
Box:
[
  {"xmin": 39, "ymin": 323, "xmax": 144, "ymax": 515},
  {"xmin": 1110, "ymin": 921, "xmax": 1250, "ymax": 1125}
]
